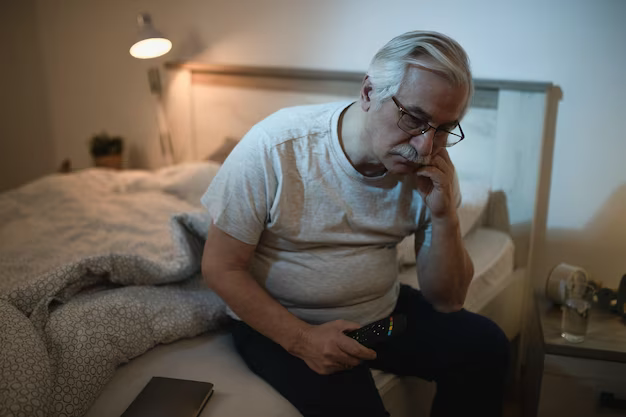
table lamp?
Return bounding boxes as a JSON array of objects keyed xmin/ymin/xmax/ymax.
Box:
[
  {"xmin": 130, "ymin": 14, "xmax": 172, "ymax": 59},
  {"xmin": 130, "ymin": 13, "xmax": 174, "ymax": 165}
]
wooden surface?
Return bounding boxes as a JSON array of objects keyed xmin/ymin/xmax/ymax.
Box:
[
  {"xmin": 540, "ymin": 303, "xmax": 626, "ymax": 363},
  {"xmin": 164, "ymin": 61, "xmax": 553, "ymax": 92}
]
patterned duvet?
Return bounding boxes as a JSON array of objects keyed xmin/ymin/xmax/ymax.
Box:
[{"xmin": 0, "ymin": 166, "xmax": 227, "ymax": 417}]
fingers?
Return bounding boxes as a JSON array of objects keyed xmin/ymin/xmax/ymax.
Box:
[
  {"xmin": 332, "ymin": 320, "xmax": 378, "ymax": 360},
  {"xmin": 438, "ymin": 148, "xmax": 454, "ymax": 171},
  {"xmin": 301, "ymin": 320, "xmax": 378, "ymax": 375},
  {"xmin": 416, "ymin": 165, "xmax": 448, "ymax": 187},
  {"xmin": 326, "ymin": 344, "xmax": 369, "ymax": 374},
  {"xmin": 311, "ymin": 339, "xmax": 366, "ymax": 375},
  {"xmin": 415, "ymin": 176, "xmax": 434, "ymax": 198},
  {"xmin": 334, "ymin": 350, "xmax": 362, "ymax": 368},
  {"xmin": 416, "ymin": 153, "xmax": 455, "ymax": 189},
  {"xmin": 305, "ymin": 359, "xmax": 344, "ymax": 375},
  {"xmin": 428, "ymin": 153, "xmax": 453, "ymax": 178},
  {"xmin": 333, "ymin": 319, "xmax": 362, "ymax": 333},
  {"xmin": 337, "ymin": 335, "xmax": 378, "ymax": 360}
]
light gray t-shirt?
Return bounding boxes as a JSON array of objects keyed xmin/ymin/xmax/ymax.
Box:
[{"xmin": 201, "ymin": 101, "xmax": 458, "ymax": 325}]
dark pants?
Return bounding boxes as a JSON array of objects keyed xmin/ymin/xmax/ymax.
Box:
[{"xmin": 231, "ymin": 284, "xmax": 510, "ymax": 417}]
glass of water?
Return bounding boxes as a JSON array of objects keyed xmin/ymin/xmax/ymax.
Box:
[{"xmin": 561, "ymin": 282, "xmax": 594, "ymax": 343}]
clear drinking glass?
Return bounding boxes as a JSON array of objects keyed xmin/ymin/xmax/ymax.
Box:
[{"xmin": 561, "ymin": 282, "xmax": 594, "ymax": 343}]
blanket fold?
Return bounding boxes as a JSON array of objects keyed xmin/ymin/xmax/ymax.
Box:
[{"xmin": 0, "ymin": 169, "xmax": 227, "ymax": 417}]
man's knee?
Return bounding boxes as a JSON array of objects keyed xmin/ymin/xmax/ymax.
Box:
[{"xmin": 467, "ymin": 314, "xmax": 510, "ymax": 373}]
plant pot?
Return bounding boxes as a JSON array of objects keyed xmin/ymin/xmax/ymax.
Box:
[{"xmin": 93, "ymin": 154, "xmax": 123, "ymax": 170}]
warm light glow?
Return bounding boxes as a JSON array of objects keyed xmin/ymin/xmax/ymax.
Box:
[{"xmin": 129, "ymin": 38, "xmax": 172, "ymax": 59}]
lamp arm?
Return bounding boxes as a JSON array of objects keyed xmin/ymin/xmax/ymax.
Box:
[{"xmin": 149, "ymin": 67, "xmax": 175, "ymax": 165}]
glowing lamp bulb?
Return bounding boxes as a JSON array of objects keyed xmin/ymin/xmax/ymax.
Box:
[
  {"xmin": 129, "ymin": 14, "xmax": 172, "ymax": 59},
  {"xmin": 130, "ymin": 38, "xmax": 172, "ymax": 59}
]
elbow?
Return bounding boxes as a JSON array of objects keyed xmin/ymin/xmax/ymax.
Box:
[
  {"xmin": 201, "ymin": 253, "xmax": 245, "ymax": 293},
  {"xmin": 201, "ymin": 224, "xmax": 256, "ymax": 292},
  {"xmin": 424, "ymin": 278, "xmax": 469, "ymax": 314},
  {"xmin": 423, "ymin": 286, "xmax": 466, "ymax": 313},
  {"xmin": 420, "ymin": 253, "xmax": 474, "ymax": 314},
  {"xmin": 430, "ymin": 288, "xmax": 465, "ymax": 313}
]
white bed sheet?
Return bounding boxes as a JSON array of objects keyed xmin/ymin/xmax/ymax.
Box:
[
  {"xmin": 87, "ymin": 227, "xmax": 517, "ymax": 417},
  {"xmin": 397, "ymin": 227, "xmax": 515, "ymax": 312}
]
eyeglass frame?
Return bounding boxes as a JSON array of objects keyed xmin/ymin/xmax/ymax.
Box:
[{"xmin": 391, "ymin": 96, "xmax": 465, "ymax": 147}]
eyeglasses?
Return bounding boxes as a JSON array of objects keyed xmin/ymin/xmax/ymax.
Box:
[{"xmin": 391, "ymin": 96, "xmax": 465, "ymax": 147}]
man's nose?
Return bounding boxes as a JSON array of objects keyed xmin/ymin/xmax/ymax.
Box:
[{"xmin": 409, "ymin": 129, "xmax": 435, "ymax": 156}]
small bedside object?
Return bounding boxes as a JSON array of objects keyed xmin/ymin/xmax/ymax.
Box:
[
  {"xmin": 58, "ymin": 159, "xmax": 72, "ymax": 173},
  {"xmin": 561, "ymin": 282, "xmax": 594, "ymax": 343},
  {"xmin": 546, "ymin": 263, "xmax": 589, "ymax": 305},
  {"xmin": 89, "ymin": 132, "xmax": 124, "ymax": 170},
  {"xmin": 596, "ymin": 287, "xmax": 617, "ymax": 311},
  {"xmin": 121, "ymin": 377, "xmax": 213, "ymax": 417}
]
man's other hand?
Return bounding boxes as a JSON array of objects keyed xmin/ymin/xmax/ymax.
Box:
[
  {"xmin": 415, "ymin": 148, "xmax": 456, "ymax": 220},
  {"xmin": 288, "ymin": 320, "xmax": 377, "ymax": 375}
]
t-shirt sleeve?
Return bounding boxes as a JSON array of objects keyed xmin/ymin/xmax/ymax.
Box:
[
  {"xmin": 200, "ymin": 126, "xmax": 276, "ymax": 245},
  {"xmin": 414, "ymin": 170, "xmax": 462, "ymax": 253}
]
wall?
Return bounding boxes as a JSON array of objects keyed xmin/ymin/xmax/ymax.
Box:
[
  {"xmin": 36, "ymin": 0, "xmax": 626, "ymax": 286},
  {"xmin": 0, "ymin": 0, "xmax": 54, "ymax": 192}
]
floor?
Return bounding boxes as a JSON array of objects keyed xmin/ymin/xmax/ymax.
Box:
[
  {"xmin": 503, "ymin": 374, "xmax": 523, "ymax": 417},
  {"xmin": 504, "ymin": 398, "xmax": 523, "ymax": 417}
]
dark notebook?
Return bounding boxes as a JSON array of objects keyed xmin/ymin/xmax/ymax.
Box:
[{"xmin": 120, "ymin": 377, "xmax": 214, "ymax": 417}]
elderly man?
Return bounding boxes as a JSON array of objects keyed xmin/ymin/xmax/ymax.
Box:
[{"xmin": 201, "ymin": 31, "xmax": 509, "ymax": 417}]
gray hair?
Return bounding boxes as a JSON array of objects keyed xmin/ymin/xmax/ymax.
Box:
[{"xmin": 367, "ymin": 31, "xmax": 473, "ymax": 115}]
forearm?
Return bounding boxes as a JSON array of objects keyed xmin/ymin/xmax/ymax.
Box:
[
  {"xmin": 417, "ymin": 213, "xmax": 474, "ymax": 312},
  {"xmin": 205, "ymin": 268, "xmax": 310, "ymax": 352}
]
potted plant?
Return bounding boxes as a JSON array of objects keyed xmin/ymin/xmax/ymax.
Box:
[{"xmin": 89, "ymin": 132, "xmax": 124, "ymax": 170}]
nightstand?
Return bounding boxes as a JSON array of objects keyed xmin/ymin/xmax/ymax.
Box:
[{"xmin": 530, "ymin": 298, "xmax": 626, "ymax": 416}]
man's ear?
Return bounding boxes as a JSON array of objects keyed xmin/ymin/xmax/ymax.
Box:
[{"xmin": 360, "ymin": 75, "xmax": 374, "ymax": 112}]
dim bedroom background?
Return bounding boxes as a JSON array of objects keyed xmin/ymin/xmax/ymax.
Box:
[{"xmin": 0, "ymin": 64, "xmax": 558, "ymax": 417}]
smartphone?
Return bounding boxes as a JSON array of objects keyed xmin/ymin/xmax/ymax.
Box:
[{"xmin": 120, "ymin": 376, "xmax": 214, "ymax": 417}]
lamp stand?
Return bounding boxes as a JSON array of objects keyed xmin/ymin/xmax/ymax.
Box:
[{"xmin": 148, "ymin": 67, "xmax": 175, "ymax": 166}]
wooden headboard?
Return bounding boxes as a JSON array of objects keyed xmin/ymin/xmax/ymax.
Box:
[{"xmin": 163, "ymin": 62, "xmax": 559, "ymax": 280}]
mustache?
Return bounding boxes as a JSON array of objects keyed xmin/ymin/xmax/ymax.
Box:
[{"xmin": 389, "ymin": 144, "xmax": 432, "ymax": 166}]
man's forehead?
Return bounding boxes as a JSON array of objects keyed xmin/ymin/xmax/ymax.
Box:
[
  {"xmin": 398, "ymin": 66, "xmax": 468, "ymax": 123},
  {"xmin": 400, "ymin": 98, "xmax": 463, "ymax": 125},
  {"xmin": 403, "ymin": 103, "xmax": 433, "ymax": 121}
]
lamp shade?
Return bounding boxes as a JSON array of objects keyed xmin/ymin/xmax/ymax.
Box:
[{"xmin": 129, "ymin": 13, "xmax": 172, "ymax": 59}]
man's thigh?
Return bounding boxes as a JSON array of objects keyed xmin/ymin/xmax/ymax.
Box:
[
  {"xmin": 231, "ymin": 321, "xmax": 389, "ymax": 417},
  {"xmin": 370, "ymin": 284, "xmax": 510, "ymax": 380}
]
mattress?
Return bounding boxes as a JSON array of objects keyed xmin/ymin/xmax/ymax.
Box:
[
  {"xmin": 396, "ymin": 226, "xmax": 515, "ymax": 313},
  {"xmin": 86, "ymin": 227, "xmax": 517, "ymax": 417}
]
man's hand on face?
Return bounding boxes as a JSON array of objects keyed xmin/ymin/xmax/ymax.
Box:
[
  {"xmin": 415, "ymin": 148, "xmax": 456, "ymax": 221},
  {"xmin": 290, "ymin": 320, "xmax": 377, "ymax": 375}
]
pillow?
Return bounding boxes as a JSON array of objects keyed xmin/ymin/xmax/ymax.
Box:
[
  {"xmin": 117, "ymin": 162, "xmax": 221, "ymax": 207},
  {"xmin": 457, "ymin": 179, "xmax": 491, "ymax": 237},
  {"xmin": 396, "ymin": 179, "xmax": 491, "ymax": 267},
  {"xmin": 206, "ymin": 137, "xmax": 239, "ymax": 164},
  {"xmin": 157, "ymin": 161, "xmax": 221, "ymax": 207}
]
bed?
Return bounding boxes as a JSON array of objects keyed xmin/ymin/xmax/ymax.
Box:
[
  {"xmin": 84, "ymin": 193, "xmax": 524, "ymax": 417},
  {"xmin": 0, "ymin": 64, "xmax": 558, "ymax": 417}
]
